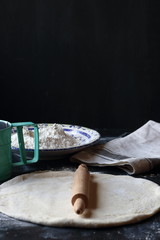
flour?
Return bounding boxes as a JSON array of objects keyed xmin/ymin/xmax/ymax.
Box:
[{"xmin": 11, "ymin": 124, "xmax": 78, "ymax": 149}]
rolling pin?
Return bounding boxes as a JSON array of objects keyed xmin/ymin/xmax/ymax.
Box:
[{"xmin": 71, "ymin": 164, "xmax": 90, "ymax": 214}]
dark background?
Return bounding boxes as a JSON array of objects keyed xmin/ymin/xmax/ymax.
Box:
[{"xmin": 0, "ymin": 0, "xmax": 160, "ymax": 131}]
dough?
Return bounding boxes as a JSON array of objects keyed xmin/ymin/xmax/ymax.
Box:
[{"xmin": 0, "ymin": 171, "xmax": 160, "ymax": 228}]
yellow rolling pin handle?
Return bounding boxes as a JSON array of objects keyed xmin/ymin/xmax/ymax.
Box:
[{"xmin": 71, "ymin": 164, "xmax": 90, "ymax": 214}]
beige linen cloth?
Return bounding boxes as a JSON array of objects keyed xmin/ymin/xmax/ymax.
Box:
[{"xmin": 71, "ymin": 120, "xmax": 160, "ymax": 175}]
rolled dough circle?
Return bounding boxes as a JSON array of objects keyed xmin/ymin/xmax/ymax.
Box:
[{"xmin": 0, "ymin": 171, "xmax": 160, "ymax": 228}]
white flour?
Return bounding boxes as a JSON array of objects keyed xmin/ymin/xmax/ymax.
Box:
[{"xmin": 11, "ymin": 124, "xmax": 78, "ymax": 149}]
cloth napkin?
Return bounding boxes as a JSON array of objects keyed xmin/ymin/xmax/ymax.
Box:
[{"xmin": 71, "ymin": 120, "xmax": 160, "ymax": 174}]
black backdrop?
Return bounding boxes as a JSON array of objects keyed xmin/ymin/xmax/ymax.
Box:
[{"xmin": 0, "ymin": 0, "xmax": 160, "ymax": 131}]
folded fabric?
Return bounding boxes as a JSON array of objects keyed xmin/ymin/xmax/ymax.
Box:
[{"xmin": 71, "ymin": 120, "xmax": 160, "ymax": 174}]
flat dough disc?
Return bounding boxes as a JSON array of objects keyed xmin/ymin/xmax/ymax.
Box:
[{"xmin": 0, "ymin": 171, "xmax": 160, "ymax": 228}]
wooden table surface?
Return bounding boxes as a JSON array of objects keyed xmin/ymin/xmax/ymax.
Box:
[{"xmin": 1, "ymin": 129, "xmax": 160, "ymax": 240}]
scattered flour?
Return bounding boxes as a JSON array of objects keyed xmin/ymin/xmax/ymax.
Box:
[{"xmin": 11, "ymin": 124, "xmax": 78, "ymax": 149}]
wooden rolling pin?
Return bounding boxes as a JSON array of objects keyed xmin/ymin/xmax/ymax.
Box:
[{"xmin": 71, "ymin": 164, "xmax": 90, "ymax": 214}]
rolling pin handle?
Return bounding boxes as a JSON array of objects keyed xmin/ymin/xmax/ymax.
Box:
[{"xmin": 73, "ymin": 198, "xmax": 86, "ymax": 215}]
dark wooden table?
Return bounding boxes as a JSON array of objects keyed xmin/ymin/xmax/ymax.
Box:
[{"xmin": 1, "ymin": 129, "xmax": 160, "ymax": 240}]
